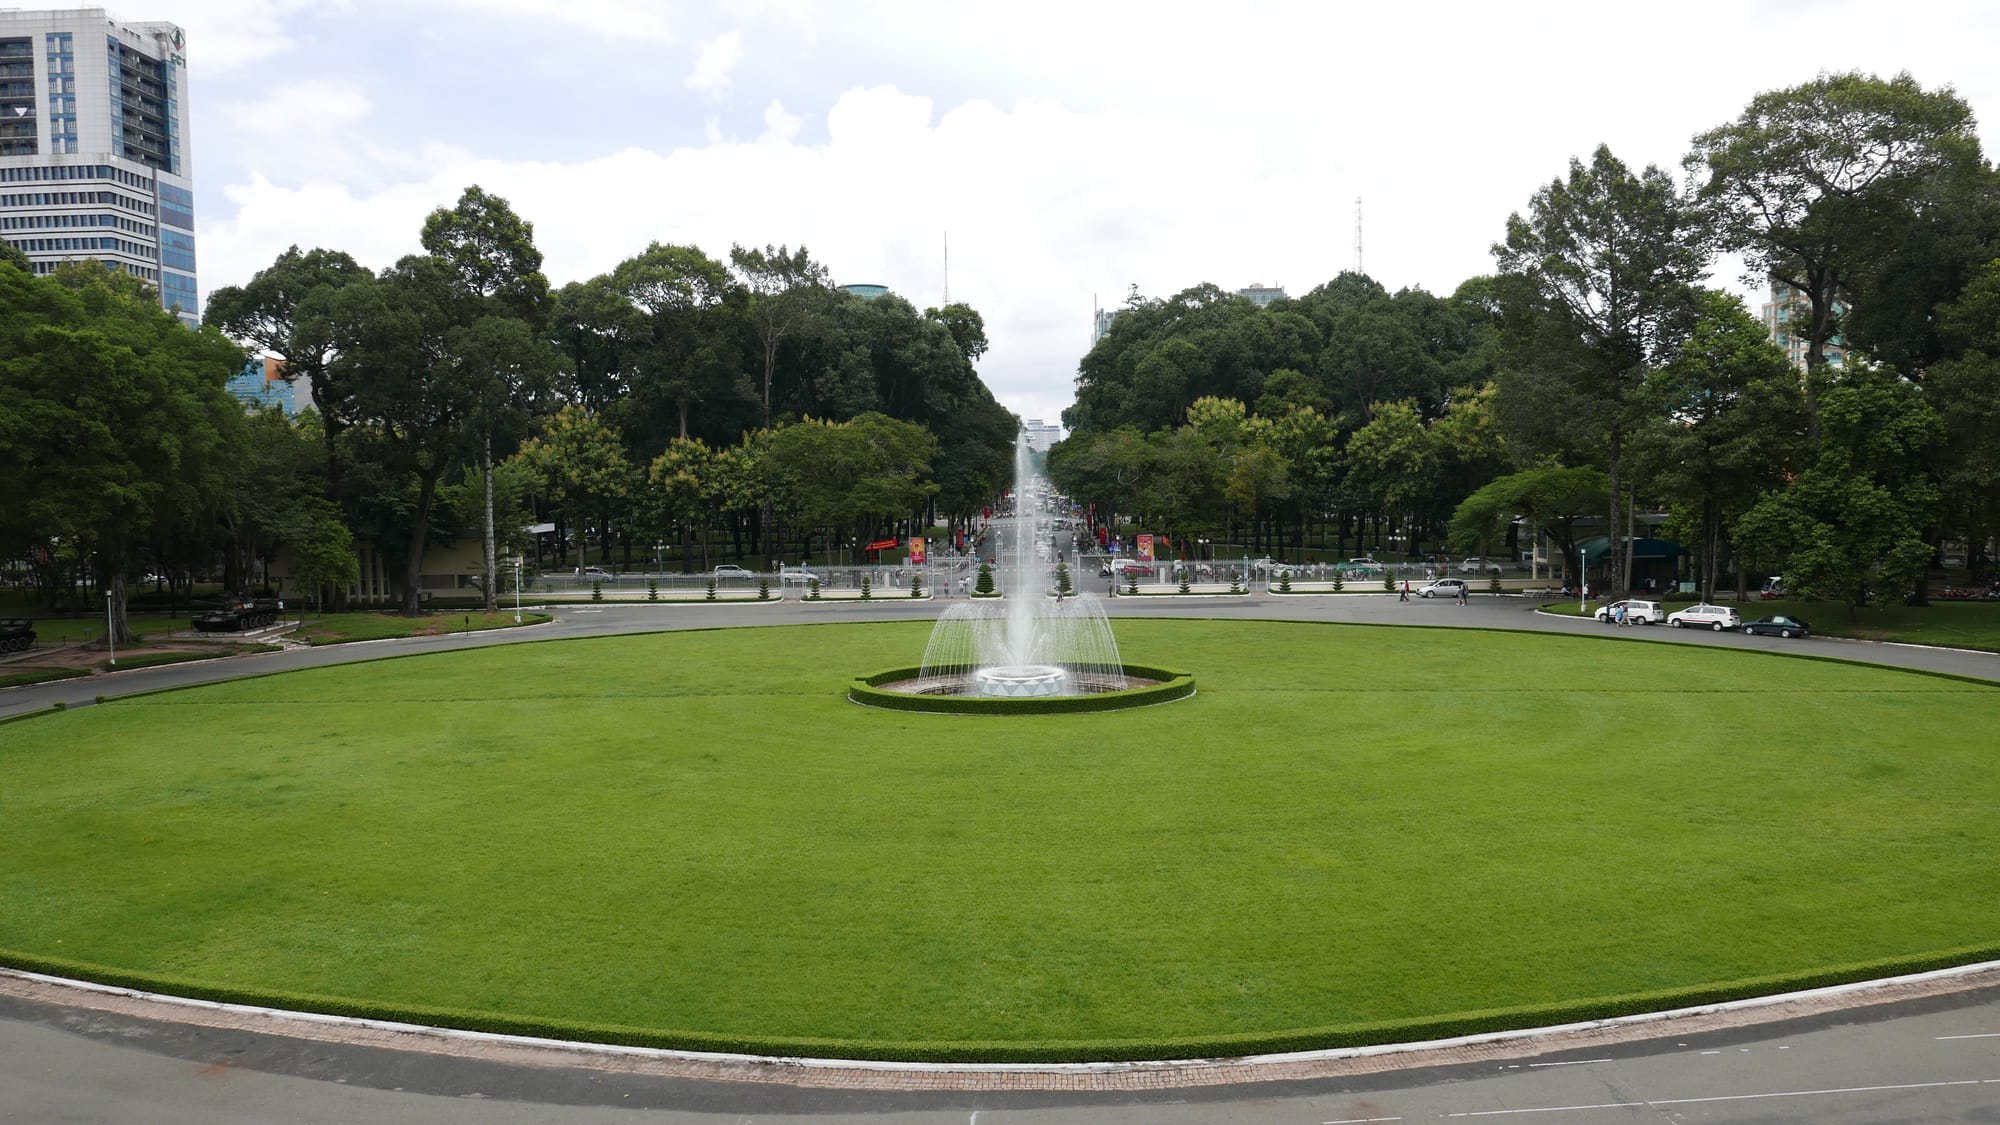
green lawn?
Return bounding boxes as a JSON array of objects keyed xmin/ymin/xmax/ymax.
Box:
[
  {"xmin": 290, "ymin": 610, "xmax": 551, "ymax": 645},
  {"xmin": 1543, "ymin": 597, "xmax": 2000, "ymax": 650},
  {"xmin": 2, "ymin": 619, "xmax": 1996, "ymax": 1061}
]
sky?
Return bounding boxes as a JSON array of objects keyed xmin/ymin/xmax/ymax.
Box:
[{"xmin": 121, "ymin": 0, "xmax": 2000, "ymax": 426}]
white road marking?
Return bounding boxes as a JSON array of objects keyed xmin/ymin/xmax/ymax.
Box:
[
  {"xmin": 1938, "ymin": 1032, "xmax": 2000, "ymax": 1040},
  {"xmin": 1323, "ymin": 1117, "xmax": 1402, "ymax": 1123},
  {"xmin": 1527, "ymin": 1058, "xmax": 1611, "ymax": 1068},
  {"xmin": 1444, "ymin": 1077, "xmax": 1994, "ymax": 1117}
]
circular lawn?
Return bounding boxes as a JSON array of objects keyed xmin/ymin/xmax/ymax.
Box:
[{"xmin": 2, "ymin": 619, "xmax": 1997, "ymax": 1062}]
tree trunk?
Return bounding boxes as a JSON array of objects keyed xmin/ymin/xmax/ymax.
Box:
[
  {"xmin": 400, "ymin": 471, "xmax": 440, "ymax": 617},
  {"xmin": 482, "ymin": 434, "xmax": 498, "ymax": 613}
]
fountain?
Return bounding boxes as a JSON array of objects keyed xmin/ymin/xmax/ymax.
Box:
[{"xmin": 848, "ymin": 432, "xmax": 1193, "ymax": 714}]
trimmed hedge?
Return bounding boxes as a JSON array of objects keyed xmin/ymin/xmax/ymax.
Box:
[
  {"xmin": 849, "ymin": 664, "xmax": 1195, "ymax": 715},
  {"xmin": 6, "ymin": 939, "xmax": 1996, "ymax": 1063}
]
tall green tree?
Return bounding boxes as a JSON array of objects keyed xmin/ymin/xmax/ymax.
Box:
[
  {"xmin": 729, "ymin": 242, "xmax": 831, "ymax": 429},
  {"xmin": 0, "ymin": 262, "xmax": 245, "ymax": 638},
  {"xmin": 514, "ymin": 404, "xmax": 634, "ymax": 572},
  {"xmin": 1493, "ymin": 143, "xmax": 1709, "ymax": 593},
  {"xmin": 1688, "ymin": 72, "xmax": 1985, "ymax": 411}
]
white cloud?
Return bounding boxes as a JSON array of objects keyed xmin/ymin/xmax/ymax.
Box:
[
  {"xmin": 685, "ymin": 31, "xmax": 743, "ymax": 99},
  {"xmin": 421, "ymin": 0, "xmax": 676, "ymax": 43},
  {"xmin": 759, "ymin": 99, "xmax": 803, "ymax": 144},
  {"xmin": 173, "ymin": 0, "xmax": 331, "ymax": 74}
]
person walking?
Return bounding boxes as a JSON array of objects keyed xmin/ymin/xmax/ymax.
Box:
[
  {"xmin": 1399, "ymin": 580, "xmax": 1409, "ymax": 602},
  {"xmin": 1456, "ymin": 582, "xmax": 1468, "ymax": 606},
  {"xmin": 1615, "ymin": 602, "xmax": 1627, "ymax": 627}
]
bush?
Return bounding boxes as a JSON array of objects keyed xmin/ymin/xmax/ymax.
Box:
[
  {"xmin": 647, "ymin": 577, "xmax": 659, "ymax": 602},
  {"xmin": 807, "ymin": 577, "xmax": 822, "ymax": 601},
  {"xmin": 1382, "ymin": 570, "xmax": 1396, "ymax": 593},
  {"xmin": 975, "ymin": 563, "xmax": 995, "ymax": 596},
  {"xmin": 909, "ymin": 573, "xmax": 923, "ymax": 598},
  {"xmin": 1229, "ymin": 572, "xmax": 1245, "ymax": 595},
  {"xmin": 1489, "ymin": 573, "xmax": 1504, "ymax": 595},
  {"xmin": 1332, "ymin": 570, "xmax": 1345, "ymax": 593},
  {"xmin": 1126, "ymin": 574, "xmax": 1139, "ymax": 596},
  {"xmin": 1054, "ymin": 562, "xmax": 1073, "ymax": 597},
  {"xmin": 706, "ymin": 578, "xmax": 718, "ymax": 601},
  {"xmin": 1178, "ymin": 570, "xmax": 1192, "ymax": 595},
  {"xmin": 860, "ymin": 576, "xmax": 872, "ymax": 601},
  {"xmin": 1277, "ymin": 572, "xmax": 1293, "ymax": 594},
  {"xmin": 758, "ymin": 578, "xmax": 771, "ymax": 601},
  {"xmin": 591, "ymin": 580, "xmax": 603, "ymax": 602}
]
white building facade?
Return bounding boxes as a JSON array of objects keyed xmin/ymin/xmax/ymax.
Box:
[{"xmin": 0, "ymin": 8, "xmax": 196, "ymax": 325}]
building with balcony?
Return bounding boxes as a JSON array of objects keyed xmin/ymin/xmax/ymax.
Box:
[
  {"xmin": 1760, "ymin": 279, "xmax": 1845, "ymax": 372},
  {"xmin": 0, "ymin": 8, "xmax": 197, "ymax": 326}
]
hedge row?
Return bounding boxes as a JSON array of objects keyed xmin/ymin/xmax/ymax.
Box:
[
  {"xmin": 6, "ymin": 940, "xmax": 1996, "ymax": 1063},
  {"xmin": 848, "ymin": 665, "xmax": 1196, "ymax": 715}
]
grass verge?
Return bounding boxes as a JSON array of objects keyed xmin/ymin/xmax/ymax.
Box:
[{"xmin": 3, "ymin": 620, "xmax": 1996, "ymax": 1061}]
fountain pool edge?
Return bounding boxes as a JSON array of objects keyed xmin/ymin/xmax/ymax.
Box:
[{"xmin": 849, "ymin": 665, "xmax": 1195, "ymax": 714}]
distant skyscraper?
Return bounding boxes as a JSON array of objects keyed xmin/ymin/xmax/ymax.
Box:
[
  {"xmin": 1092, "ymin": 306, "xmax": 1118, "ymax": 345},
  {"xmin": 1760, "ymin": 279, "xmax": 1845, "ymax": 372},
  {"xmin": 1022, "ymin": 419, "xmax": 1062, "ymax": 452},
  {"xmin": 0, "ymin": 8, "xmax": 197, "ymax": 325},
  {"xmin": 1235, "ymin": 283, "xmax": 1286, "ymax": 307}
]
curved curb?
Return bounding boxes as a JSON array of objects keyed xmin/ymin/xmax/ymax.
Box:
[{"xmin": 5, "ymin": 959, "xmax": 1997, "ymax": 1090}]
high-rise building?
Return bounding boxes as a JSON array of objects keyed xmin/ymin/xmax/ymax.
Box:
[
  {"xmin": 1760, "ymin": 279, "xmax": 1845, "ymax": 372},
  {"xmin": 0, "ymin": 8, "xmax": 197, "ymax": 325},
  {"xmin": 1235, "ymin": 283, "xmax": 1286, "ymax": 307},
  {"xmin": 1022, "ymin": 418, "xmax": 1062, "ymax": 452}
]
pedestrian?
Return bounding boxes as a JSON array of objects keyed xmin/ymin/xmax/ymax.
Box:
[
  {"xmin": 1615, "ymin": 603, "xmax": 1627, "ymax": 627},
  {"xmin": 1457, "ymin": 582, "xmax": 1467, "ymax": 606},
  {"xmin": 1399, "ymin": 580, "xmax": 1409, "ymax": 602}
]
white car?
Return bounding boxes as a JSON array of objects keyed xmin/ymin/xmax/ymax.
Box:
[
  {"xmin": 1668, "ymin": 604, "xmax": 1741, "ymax": 631},
  {"xmin": 1594, "ymin": 599, "xmax": 1663, "ymax": 625},
  {"xmin": 714, "ymin": 565, "xmax": 755, "ymax": 580},
  {"xmin": 1416, "ymin": 578, "xmax": 1469, "ymax": 598},
  {"xmin": 1457, "ymin": 556, "xmax": 1503, "ymax": 575},
  {"xmin": 777, "ymin": 565, "xmax": 818, "ymax": 584},
  {"xmin": 575, "ymin": 566, "xmax": 615, "ymax": 581}
]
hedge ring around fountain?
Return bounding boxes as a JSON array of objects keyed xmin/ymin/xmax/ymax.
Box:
[{"xmin": 849, "ymin": 662, "xmax": 1194, "ymax": 714}]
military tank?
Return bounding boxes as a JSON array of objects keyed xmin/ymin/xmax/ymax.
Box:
[
  {"xmin": 192, "ymin": 597, "xmax": 283, "ymax": 632},
  {"xmin": 0, "ymin": 618, "xmax": 35, "ymax": 653}
]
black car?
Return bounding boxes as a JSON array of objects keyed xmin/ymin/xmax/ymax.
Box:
[{"xmin": 1742, "ymin": 614, "xmax": 1810, "ymax": 638}]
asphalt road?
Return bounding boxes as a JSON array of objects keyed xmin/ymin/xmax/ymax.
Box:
[{"xmin": 3, "ymin": 590, "xmax": 1998, "ymax": 1122}]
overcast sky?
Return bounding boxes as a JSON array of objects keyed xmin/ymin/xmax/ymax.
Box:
[{"xmin": 139, "ymin": 0, "xmax": 2000, "ymax": 426}]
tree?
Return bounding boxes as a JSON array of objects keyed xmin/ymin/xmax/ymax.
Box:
[
  {"xmin": 420, "ymin": 186, "xmax": 556, "ymax": 611},
  {"xmin": 1448, "ymin": 464, "xmax": 1609, "ymax": 587},
  {"xmin": 515, "ymin": 404, "xmax": 633, "ymax": 571},
  {"xmin": 1688, "ymin": 72, "xmax": 1985, "ymax": 411},
  {"xmin": 0, "ymin": 262, "xmax": 245, "ymax": 638},
  {"xmin": 1733, "ymin": 370, "xmax": 1942, "ymax": 615},
  {"xmin": 1629, "ymin": 291, "xmax": 1806, "ymax": 599},
  {"xmin": 612, "ymin": 242, "xmax": 735, "ymax": 445},
  {"xmin": 730, "ymin": 243, "xmax": 831, "ymax": 429},
  {"xmin": 1493, "ymin": 144, "xmax": 1708, "ymax": 593}
]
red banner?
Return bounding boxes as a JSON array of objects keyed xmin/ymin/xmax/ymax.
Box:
[
  {"xmin": 909, "ymin": 537, "xmax": 926, "ymax": 564},
  {"xmin": 1137, "ymin": 534, "xmax": 1154, "ymax": 562},
  {"xmin": 864, "ymin": 538, "xmax": 899, "ymax": 552}
]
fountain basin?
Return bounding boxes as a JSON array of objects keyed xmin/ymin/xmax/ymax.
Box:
[
  {"xmin": 849, "ymin": 664, "xmax": 1195, "ymax": 715},
  {"xmin": 974, "ymin": 664, "xmax": 1068, "ymax": 697}
]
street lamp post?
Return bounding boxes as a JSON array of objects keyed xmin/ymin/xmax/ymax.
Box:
[
  {"xmin": 1579, "ymin": 547, "xmax": 1588, "ymax": 613},
  {"xmin": 513, "ymin": 558, "xmax": 522, "ymax": 624},
  {"xmin": 104, "ymin": 587, "xmax": 115, "ymax": 667}
]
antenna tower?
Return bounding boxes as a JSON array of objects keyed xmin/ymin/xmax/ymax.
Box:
[
  {"xmin": 1354, "ymin": 197, "xmax": 1364, "ymax": 277},
  {"xmin": 941, "ymin": 232, "xmax": 951, "ymax": 305}
]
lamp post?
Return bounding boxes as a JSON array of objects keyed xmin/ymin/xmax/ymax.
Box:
[
  {"xmin": 513, "ymin": 557, "xmax": 522, "ymax": 624},
  {"xmin": 104, "ymin": 587, "xmax": 115, "ymax": 667},
  {"xmin": 1579, "ymin": 547, "xmax": 1588, "ymax": 614}
]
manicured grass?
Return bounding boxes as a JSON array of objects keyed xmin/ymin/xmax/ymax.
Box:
[
  {"xmin": 8, "ymin": 614, "xmax": 186, "ymax": 644},
  {"xmin": 290, "ymin": 610, "xmax": 552, "ymax": 645},
  {"xmin": 1543, "ymin": 597, "xmax": 2000, "ymax": 650},
  {"xmin": 2, "ymin": 620, "xmax": 1997, "ymax": 1060}
]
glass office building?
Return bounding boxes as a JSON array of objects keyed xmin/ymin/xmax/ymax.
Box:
[{"xmin": 0, "ymin": 8, "xmax": 197, "ymax": 326}]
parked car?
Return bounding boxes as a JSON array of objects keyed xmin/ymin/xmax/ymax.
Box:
[
  {"xmin": 1416, "ymin": 578, "xmax": 1468, "ymax": 598},
  {"xmin": 1742, "ymin": 614, "xmax": 1810, "ymax": 638},
  {"xmin": 714, "ymin": 564, "xmax": 755, "ymax": 581},
  {"xmin": 1593, "ymin": 599, "xmax": 1664, "ymax": 625},
  {"xmin": 1250, "ymin": 557, "xmax": 1301, "ymax": 576},
  {"xmin": 1457, "ymin": 556, "xmax": 1503, "ymax": 575},
  {"xmin": 576, "ymin": 566, "xmax": 615, "ymax": 580},
  {"xmin": 1100, "ymin": 559, "xmax": 1156, "ymax": 578},
  {"xmin": 1338, "ymin": 557, "xmax": 1385, "ymax": 575},
  {"xmin": 777, "ymin": 565, "xmax": 818, "ymax": 584},
  {"xmin": 1667, "ymin": 603, "xmax": 1741, "ymax": 631}
]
